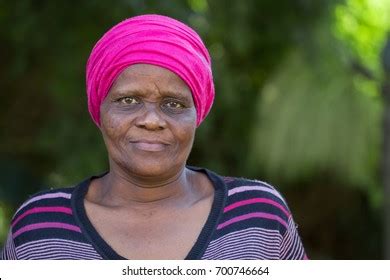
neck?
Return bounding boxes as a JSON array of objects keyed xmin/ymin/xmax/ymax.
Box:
[{"xmin": 92, "ymin": 163, "xmax": 195, "ymax": 208}]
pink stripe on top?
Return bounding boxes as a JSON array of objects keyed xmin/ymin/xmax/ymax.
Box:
[
  {"xmin": 13, "ymin": 222, "xmax": 81, "ymax": 239},
  {"xmin": 217, "ymin": 212, "xmax": 288, "ymax": 230},
  {"xmin": 224, "ymin": 198, "xmax": 290, "ymax": 217},
  {"xmin": 228, "ymin": 185, "xmax": 286, "ymax": 204},
  {"xmin": 15, "ymin": 192, "xmax": 72, "ymax": 216},
  {"xmin": 12, "ymin": 207, "xmax": 72, "ymax": 228}
]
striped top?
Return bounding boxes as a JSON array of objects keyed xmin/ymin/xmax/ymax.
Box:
[{"xmin": 1, "ymin": 167, "xmax": 307, "ymax": 260}]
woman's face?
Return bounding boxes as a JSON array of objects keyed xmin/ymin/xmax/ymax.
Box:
[{"xmin": 100, "ymin": 64, "xmax": 197, "ymax": 180}]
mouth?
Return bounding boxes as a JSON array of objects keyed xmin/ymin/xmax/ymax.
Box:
[{"xmin": 129, "ymin": 140, "xmax": 169, "ymax": 152}]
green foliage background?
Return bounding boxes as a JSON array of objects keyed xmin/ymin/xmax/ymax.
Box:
[{"xmin": 1, "ymin": 0, "xmax": 389, "ymax": 259}]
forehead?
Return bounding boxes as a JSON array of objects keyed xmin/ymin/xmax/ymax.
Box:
[{"xmin": 110, "ymin": 64, "xmax": 193, "ymax": 99}]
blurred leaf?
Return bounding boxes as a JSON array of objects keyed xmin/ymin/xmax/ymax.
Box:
[
  {"xmin": 248, "ymin": 28, "xmax": 382, "ymax": 204},
  {"xmin": 334, "ymin": 0, "xmax": 390, "ymax": 76}
]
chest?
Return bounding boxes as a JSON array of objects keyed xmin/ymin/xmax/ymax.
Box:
[{"xmin": 85, "ymin": 198, "xmax": 213, "ymax": 259}]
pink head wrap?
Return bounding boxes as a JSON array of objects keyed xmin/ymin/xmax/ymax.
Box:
[{"xmin": 86, "ymin": 14, "xmax": 214, "ymax": 127}]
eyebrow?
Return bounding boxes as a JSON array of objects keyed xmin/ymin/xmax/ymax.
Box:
[
  {"xmin": 111, "ymin": 89, "xmax": 192, "ymax": 101},
  {"xmin": 160, "ymin": 90, "xmax": 192, "ymax": 100}
]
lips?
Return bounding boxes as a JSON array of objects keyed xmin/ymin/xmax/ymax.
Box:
[{"xmin": 129, "ymin": 139, "xmax": 169, "ymax": 152}]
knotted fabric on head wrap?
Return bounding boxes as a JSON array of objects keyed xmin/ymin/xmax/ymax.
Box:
[{"xmin": 86, "ymin": 14, "xmax": 214, "ymax": 127}]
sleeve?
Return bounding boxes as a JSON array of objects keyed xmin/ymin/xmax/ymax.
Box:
[
  {"xmin": 1, "ymin": 229, "xmax": 18, "ymax": 260},
  {"xmin": 280, "ymin": 215, "xmax": 308, "ymax": 259}
]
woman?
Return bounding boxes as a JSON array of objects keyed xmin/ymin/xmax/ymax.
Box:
[{"xmin": 1, "ymin": 14, "xmax": 306, "ymax": 260}]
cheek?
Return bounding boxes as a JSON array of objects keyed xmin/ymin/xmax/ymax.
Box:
[
  {"xmin": 180, "ymin": 110, "xmax": 197, "ymax": 146},
  {"xmin": 100, "ymin": 108, "xmax": 130, "ymax": 143},
  {"xmin": 175, "ymin": 121, "xmax": 196, "ymax": 152}
]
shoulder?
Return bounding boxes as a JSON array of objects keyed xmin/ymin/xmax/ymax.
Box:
[
  {"xmin": 222, "ymin": 176, "xmax": 290, "ymax": 211},
  {"xmin": 9, "ymin": 186, "xmax": 77, "ymax": 242},
  {"xmin": 5, "ymin": 180, "xmax": 105, "ymax": 259},
  {"xmin": 202, "ymin": 167, "xmax": 290, "ymax": 214},
  {"xmin": 202, "ymin": 171, "xmax": 307, "ymax": 259},
  {"xmin": 218, "ymin": 175, "xmax": 293, "ymax": 233},
  {"xmin": 12, "ymin": 186, "xmax": 75, "ymax": 220}
]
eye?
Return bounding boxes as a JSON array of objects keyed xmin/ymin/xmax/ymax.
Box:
[
  {"xmin": 164, "ymin": 101, "xmax": 185, "ymax": 109},
  {"xmin": 118, "ymin": 96, "xmax": 140, "ymax": 105}
]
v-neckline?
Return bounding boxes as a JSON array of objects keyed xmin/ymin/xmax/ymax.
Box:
[{"xmin": 71, "ymin": 166, "xmax": 227, "ymax": 259}]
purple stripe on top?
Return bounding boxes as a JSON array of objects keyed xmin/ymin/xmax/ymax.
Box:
[
  {"xmin": 224, "ymin": 198, "xmax": 290, "ymax": 217},
  {"xmin": 12, "ymin": 207, "xmax": 73, "ymax": 228},
  {"xmin": 12, "ymin": 222, "xmax": 82, "ymax": 239},
  {"xmin": 14, "ymin": 192, "xmax": 72, "ymax": 216},
  {"xmin": 228, "ymin": 185, "xmax": 286, "ymax": 204},
  {"xmin": 222, "ymin": 176, "xmax": 235, "ymax": 183},
  {"xmin": 217, "ymin": 212, "xmax": 288, "ymax": 230}
]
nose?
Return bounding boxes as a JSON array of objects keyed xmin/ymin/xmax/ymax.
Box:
[{"xmin": 135, "ymin": 103, "xmax": 167, "ymax": 130}]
